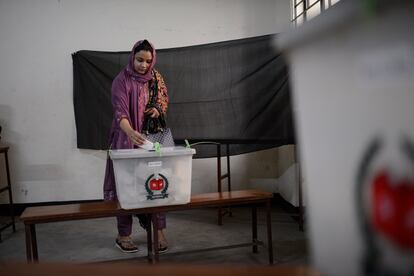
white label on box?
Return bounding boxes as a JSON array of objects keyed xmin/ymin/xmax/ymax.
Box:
[
  {"xmin": 148, "ymin": 161, "xmax": 162, "ymax": 167},
  {"xmin": 354, "ymin": 43, "xmax": 414, "ymax": 90}
]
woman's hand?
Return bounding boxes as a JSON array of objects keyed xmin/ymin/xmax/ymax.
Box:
[
  {"xmin": 144, "ymin": 107, "xmax": 160, "ymax": 118},
  {"xmin": 119, "ymin": 118, "xmax": 146, "ymax": 145},
  {"xmin": 127, "ymin": 129, "xmax": 146, "ymax": 145}
]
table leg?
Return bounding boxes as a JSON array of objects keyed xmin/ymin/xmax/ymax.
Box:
[
  {"xmin": 217, "ymin": 144, "xmax": 223, "ymax": 226},
  {"xmin": 25, "ymin": 224, "xmax": 38, "ymax": 262},
  {"xmin": 25, "ymin": 224, "xmax": 33, "ymax": 262},
  {"xmin": 146, "ymin": 214, "xmax": 153, "ymax": 263},
  {"xmin": 252, "ymin": 206, "xmax": 258, "ymax": 253},
  {"xmin": 266, "ymin": 200, "xmax": 274, "ymax": 265},
  {"xmin": 4, "ymin": 150, "xmax": 16, "ymax": 232},
  {"xmin": 30, "ymin": 224, "xmax": 38, "ymax": 262},
  {"xmin": 152, "ymin": 214, "xmax": 159, "ymax": 263}
]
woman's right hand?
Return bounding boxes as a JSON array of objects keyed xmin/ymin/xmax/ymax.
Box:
[
  {"xmin": 127, "ymin": 129, "xmax": 146, "ymax": 145},
  {"xmin": 119, "ymin": 118, "xmax": 146, "ymax": 145}
]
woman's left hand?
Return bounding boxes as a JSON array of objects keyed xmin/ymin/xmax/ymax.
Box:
[{"xmin": 144, "ymin": 107, "xmax": 160, "ymax": 118}]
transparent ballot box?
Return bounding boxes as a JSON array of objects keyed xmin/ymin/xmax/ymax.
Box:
[
  {"xmin": 109, "ymin": 147, "xmax": 196, "ymax": 209},
  {"xmin": 277, "ymin": 1, "xmax": 414, "ymax": 275}
]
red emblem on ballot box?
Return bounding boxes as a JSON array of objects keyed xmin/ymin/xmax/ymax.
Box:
[
  {"xmin": 356, "ymin": 137, "xmax": 414, "ymax": 275},
  {"xmin": 145, "ymin": 173, "xmax": 169, "ymax": 200},
  {"xmin": 372, "ymin": 171, "xmax": 414, "ymax": 249},
  {"xmin": 150, "ymin": 178, "xmax": 165, "ymax": 190}
]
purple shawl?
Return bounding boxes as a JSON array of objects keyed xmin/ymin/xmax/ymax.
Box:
[{"xmin": 109, "ymin": 40, "xmax": 157, "ymax": 149}]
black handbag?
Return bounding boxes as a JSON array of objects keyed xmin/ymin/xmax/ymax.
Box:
[
  {"xmin": 142, "ymin": 75, "xmax": 167, "ymax": 135},
  {"xmin": 146, "ymin": 128, "xmax": 175, "ymax": 147}
]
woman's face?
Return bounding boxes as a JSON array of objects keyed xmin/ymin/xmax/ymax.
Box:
[{"xmin": 133, "ymin": 50, "xmax": 153, "ymax": 75}]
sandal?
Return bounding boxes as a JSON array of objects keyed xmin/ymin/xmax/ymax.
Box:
[
  {"xmin": 157, "ymin": 241, "xmax": 168, "ymax": 253},
  {"xmin": 115, "ymin": 237, "xmax": 139, "ymax": 253}
]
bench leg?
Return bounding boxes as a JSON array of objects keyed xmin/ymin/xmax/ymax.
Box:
[
  {"xmin": 25, "ymin": 224, "xmax": 38, "ymax": 263},
  {"xmin": 252, "ymin": 206, "xmax": 258, "ymax": 253},
  {"xmin": 146, "ymin": 214, "xmax": 154, "ymax": 263},
  {"xmin": 266, "ymin": 200, "xmax": 274, "ymax": 265},
  {"xmin": 152, "ymin": 214, "xmax": 159, "ymax": 263},
  {"xmin": 31, "ymin": 224, "xmax": 39, "ymax": 262},
  {"xmin": 217, "ymin": 208, "xmax": 223, "ymax": 225},
  {"xmin": 25, "ymin": 224, "xmax": 32, "ymax": 262}
]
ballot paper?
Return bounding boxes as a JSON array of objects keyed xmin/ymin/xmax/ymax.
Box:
[{"xmin": 138, "ymin": 139, "xmax": 154, "ymax": 151}]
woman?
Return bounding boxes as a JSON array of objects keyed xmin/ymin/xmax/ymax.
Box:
[{"xmin": 103, "ymin": 40, "xmax": 169, "ymax": 253}]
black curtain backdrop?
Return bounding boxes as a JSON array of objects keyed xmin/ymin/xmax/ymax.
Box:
[{"xmin": 72, "ymin": 34, "xmax": 295, "ymax": 158}]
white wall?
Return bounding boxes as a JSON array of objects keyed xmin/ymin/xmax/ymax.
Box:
[{"xmin": 0, "ymin": 0, "xmax": 291, "ymax": 203}]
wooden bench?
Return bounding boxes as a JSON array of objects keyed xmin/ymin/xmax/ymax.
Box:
[{"xmin": 20, "ymin": 190, "xmax": 274, "ymax": 264}]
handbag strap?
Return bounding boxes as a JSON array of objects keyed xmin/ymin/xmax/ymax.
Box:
[{"xmin": 147, "ymin": 71, "xmax": 159, "ymax": 107}]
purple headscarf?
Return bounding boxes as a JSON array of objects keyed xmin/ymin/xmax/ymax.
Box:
[{"xmin": 125, "ymin": 40, "xmax": 157, "ymax": 83}]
